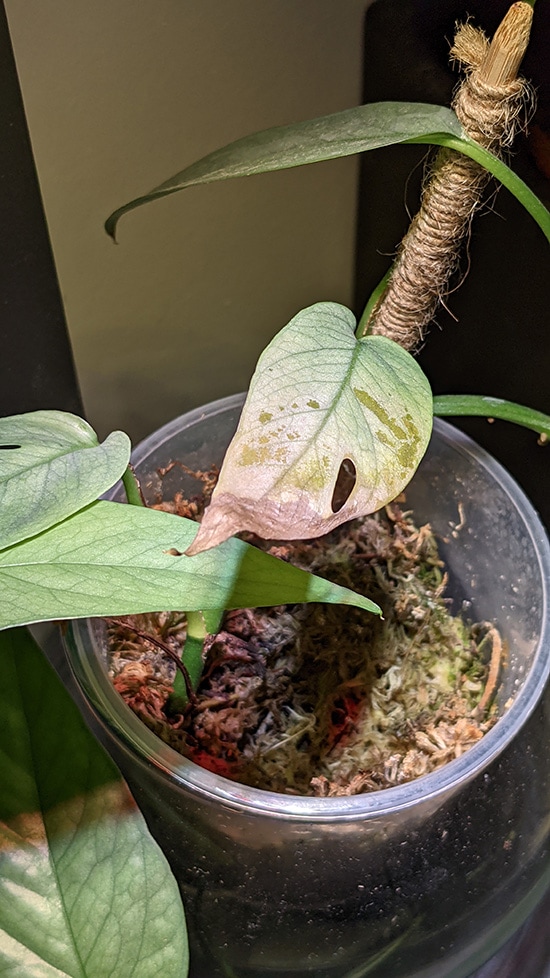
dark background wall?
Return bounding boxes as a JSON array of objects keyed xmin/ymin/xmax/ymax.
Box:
[
  {"xmin": 0, "ymin": 2, "xmax": 81, "ymax": 416},
  {"xmin": 355, "ymin": 0, "xmax": 550, "ymax": 526}
]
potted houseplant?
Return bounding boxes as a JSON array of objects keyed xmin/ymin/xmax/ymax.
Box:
[
  {"xmin": 1, "ymin": 2, "xmax": 549, "ymax": 976},
  {"xmin": 65, "ymin": 395, "xmax": 550, "ymax": 978}
]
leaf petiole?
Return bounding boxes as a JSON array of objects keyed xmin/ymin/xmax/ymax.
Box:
[
  {"xmin": 356, "ymin": 266, "xmax": 393, "ymax": 338},
  {"xmin": 433, "ymin": 394, "xmax": 550, "ymax": 440},
  {"xmin": 121, "ymin": 464, "xmax": 146, "ymax": 506},
  {"xmin": 170, "ymin": 608, "xmax": 224, "ymax": 709}
]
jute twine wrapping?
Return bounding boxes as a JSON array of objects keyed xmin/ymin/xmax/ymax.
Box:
[{"xmin": 369, "ymin": 2, "xmax": 535, "ymax": 350}]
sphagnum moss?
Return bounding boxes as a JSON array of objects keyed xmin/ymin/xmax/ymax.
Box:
[{"xmin": 107, "ymin": 502, "xmax": 498, "ymax": 796}]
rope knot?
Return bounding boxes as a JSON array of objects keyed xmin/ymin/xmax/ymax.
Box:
[{"xmin": 368, "ymin": 2, "xmax": 535, "ymax": 350}]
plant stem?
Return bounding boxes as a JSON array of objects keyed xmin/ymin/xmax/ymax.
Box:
[
  {"xmin": 413, "ymin": 134, "xmax": 550, "ymax": 245},
  {"xmin": 356, "ymin": 267, "xmax": 392, "ymax": 338},
  {"xmin": 121, "ymin": 464, "xmax": 145, "ymax": 506},
  {"xmin": 171, "ymin": 611, "xmax": 208, "ymax": 706},
  {"xmin": 433, "ymin": 394, "xmax": 550, "ymax": 441},
  {"xmin": 357, "ymin": 136, "xmax": 550, "ymax": 335},
  {"xmin": 108, "ymin": 617, "xmax": 196, "ymax": 703}
]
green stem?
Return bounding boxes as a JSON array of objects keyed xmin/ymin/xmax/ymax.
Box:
[
  {"xmin": 407, "ymin": 133, "xmax": 550, "ymax": 244},
  {"xmin": 357, "ymin": 132, "xmax": 550, "ymax": 336},
  {"xmin": 433, "ymin": 394, "xmax": 550, "ymax": 440},
  {"xmin": 171, "ymin": 610, "xmax": 208, "ymax": 706},
  {"xmin": 169, "ymin": 607, "xmax": 224, "ymax": 709},
  {"xmin": 121, "ymin": 465, "xmax": 145, "ymax": 506},
  {"xmin": 356, "ymin": 266, "xmax": 393, "ymax": 338},
  {"xmin": 183, "ymin": 611, "xmax": 208, "ymax": 688}
]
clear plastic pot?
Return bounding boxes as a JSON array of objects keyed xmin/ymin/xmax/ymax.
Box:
[{"xmin": 65, "ymin": 394, "xmax": 550, "ymax": 978}]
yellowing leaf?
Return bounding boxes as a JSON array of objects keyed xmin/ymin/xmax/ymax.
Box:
[{"xmin": 187, "ymin": 303, "xmax": 433, "ymax": 554}]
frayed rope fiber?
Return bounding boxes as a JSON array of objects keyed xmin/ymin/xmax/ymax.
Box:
[{"xmin": 369, "ymin": 2, "xmax": 535, "ymax": 351}]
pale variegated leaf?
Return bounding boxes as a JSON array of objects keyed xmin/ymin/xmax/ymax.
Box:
[{"xmin": 187, "ymin": 303, "xmax": 433, "ymax": 554}]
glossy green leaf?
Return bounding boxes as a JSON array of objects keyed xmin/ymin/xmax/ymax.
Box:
[
  {"xmin": 188, "ymin": 303, "xmax": 433, "ymax": 554},
  {"xmin": 0, "ymin": 411, "xmax": 131, "ymax": 550},
  {"xmin": 0, "ymin": 627, "xmax": 188, "ymax": 978},
  {"xmin": 0, "ymin": 499, "xmax": 381, "ymax": 629},
  {"xmin": 105, "ymin": 101, "xmax": 550, "ymax": 244},
  {"xmin": 106, "ymin": 102, "xmax": 463, "ymax": 236}
]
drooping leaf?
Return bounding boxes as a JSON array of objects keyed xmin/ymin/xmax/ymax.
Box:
[
  {"xmin": 0, "ymin": 411, "xmax": 131, "ymax": 550},
  {"xmin": 106, "ymin": 102, "xmax": 462, "ymax": 236},
  {"xmin": 0, "ymin": 499, "xmax": 381, "ymax": 629},
  {"xmin": 105, "ymin": 101, "xmax": 550, "ymax": 244},
  {"xmin": 187, "ymin": 303, "xmax": 433, "ymax": 555},
  {"xmin": 0, "ymin": 627, "xmax": 188, "ymax": 978}
]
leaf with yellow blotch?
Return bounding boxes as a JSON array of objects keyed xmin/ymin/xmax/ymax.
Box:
[{"xmin": 187, "ymin": 302, "xmax": 433, "ymax": 555}]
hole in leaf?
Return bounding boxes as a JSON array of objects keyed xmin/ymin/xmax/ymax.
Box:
[
  {"xmin": 331, "ymin": 458, "xmax": 357, "ymax": 513},
  {"xmin": 0, "ymin": 444, "xmax": 21, "ymax": 450}
]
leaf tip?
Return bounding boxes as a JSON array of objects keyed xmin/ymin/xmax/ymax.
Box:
[
  {"xmin": 104, "ymin": 212, "xmax": 120, "ymax": 242},
  {"xmin": 184, "ymin": 507, "xmax": 239, "ymax": 556}
]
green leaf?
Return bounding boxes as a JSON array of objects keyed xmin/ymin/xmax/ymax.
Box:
[
  {"xmin": 433, "ymin": 394, "xmax": 550, "ymax": 439},
  {"xmin": 106, "ymin": 101, "xmax": 550, "ymax": 245},
  {"xmin": 0, "ymin": 499, "xmax": 381, "ymax": 629},
  {"xmin": 0, "ymin": 627, "xmax": 188, "ymax": 978},
  {"xmin": 106, "ymin": 102, "xmax": 463, "ymax": 236},
  {"xmin": 0, "ymin": 411, "xmax": 131, "ymax": 550},
  {"xmin": 187, "ymin": 303, "xmax": 433, "ymax": 554}
]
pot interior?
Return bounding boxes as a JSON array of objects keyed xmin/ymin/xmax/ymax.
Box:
[{"xmin": 67, "ymin": 394, "xmax": 550, "ymax": 816}]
